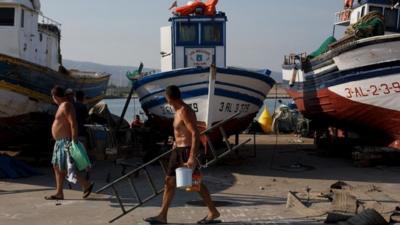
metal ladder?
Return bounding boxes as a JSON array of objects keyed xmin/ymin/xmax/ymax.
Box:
[{"xmin": 96, "ymin": 112, "xmax": 251, "ymax": 223}]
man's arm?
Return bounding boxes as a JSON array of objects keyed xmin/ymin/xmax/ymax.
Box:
[
  {"xmin": 64, "ymin": 103, "xmax": 78, "ymax": 142},
  {"xmin": 181, "ymin": 107, "xmax": 200, "ymax": 167}
]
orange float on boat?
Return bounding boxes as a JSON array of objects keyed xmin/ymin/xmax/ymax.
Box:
[
  {"xmin": 204, "ymin": 0, "xmax": 219, "ymax": 16},
  {"xmin": 174, "ymin": 0, "xmax": 218, "ymax": 16},
  {"xmin": 344, "ymin": 0, "xmax": 353, "ymax": 8}
]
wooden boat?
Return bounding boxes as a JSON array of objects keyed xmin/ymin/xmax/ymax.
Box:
[
  {"xmin": 134, "ymin": 1, "xmax": 275, "ymax": 143},
  {"xmin": 0, "ymin": 0, "xmax": 110, "ymax": 147},
  {"xmin": 282, "ymin": 0, "xmax": 400, "ymax": 149}
]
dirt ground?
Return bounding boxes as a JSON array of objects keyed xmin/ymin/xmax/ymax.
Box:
[{"xmin": 1, "ymin": 134, "xmax": 399, "ymax": 225}]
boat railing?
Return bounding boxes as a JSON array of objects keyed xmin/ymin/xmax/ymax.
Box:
[
  {"xmin": 283, "ymin": 53, "xmax": 307, "ymax": 66},
  {"xmin": 335, "ymin": 9, "xmax": 352, "ymax": 25},
  {"xmin": 69, "ymin": 70, "xmax": 110, "ymax": 78},
  {"xmin": 39, "ymin": 13, "xmax": 62, "ymax": 30}
]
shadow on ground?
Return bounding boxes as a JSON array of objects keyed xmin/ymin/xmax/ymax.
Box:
[{"xmin": 2, "ymin": 135, "xmax": 400, "ymax": 214}]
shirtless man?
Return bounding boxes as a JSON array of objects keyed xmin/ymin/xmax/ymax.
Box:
[
  {"xmin": 144, "ymin": 85, "xmax": 221, "ymax": 224},
  {"xmin": 45, "ymin": 86, "xmax": 94, "ymax": 200}
]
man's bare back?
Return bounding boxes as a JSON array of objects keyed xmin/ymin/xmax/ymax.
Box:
[
  {"xmin": 52, "ymin": 102, "xmax": 76, "ymax": 140},
  {"xmin": 173, "ymin": 104, "xmax": 195, "ymax": 148}
]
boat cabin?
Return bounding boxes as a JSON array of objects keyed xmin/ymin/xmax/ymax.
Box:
[
  {"xmin": 336, "ymin": 0, "xmax": 400, "ymax": 33},
  {"xmin": 160, "ymin": 13, "xmax": 227, "ymax": 72},
  {"xmin": 0, "ymin": 0, "xmax": 61, "ymax": 70}
]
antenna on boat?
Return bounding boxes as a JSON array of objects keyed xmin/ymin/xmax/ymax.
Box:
[
  {"xmin": 117, "ymin": 62, "xmax": 144, "ymax": 134},
  {"xmin": 169, "ymin": 0, "xmax": 178, "ymax": 10},
  {"xmin": 332, "ymin": 25, "xmax": 337, "ymax": 38}
]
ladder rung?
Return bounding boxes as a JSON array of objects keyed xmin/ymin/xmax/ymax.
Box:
[
  {"xmin": 111, "ymin": 185, "xmax": 126, "ymax": 213},
  {"xmin": 128, "ymin": 178, "xmax": 142, "ymax": 204},
  {"xmin": 108, "ymin": 187, "xmax": 165, "ymax": 223},
  {"xmin": 205, "ymin": 135, "xmax": 218, "ymax": 158},
  {"xmin": 219, "ymin": 127, "xmax": 232, "ymax": 151},
  {"xmin": 143, "ymin": 168, "xmax": 158, "ymax": 195}
]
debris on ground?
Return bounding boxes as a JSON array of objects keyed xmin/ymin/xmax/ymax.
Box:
[
  {"xmin": 330, "ymin": 181, "xmax": 352, "ymax": 191},
  {"xmin": 331, "ymin": 190, "xmax": 359, "ymax": 214},
  {"xmin": 286, "ymin": 181, "xmax": 398, "ymax": 224},
  {"xmin": 338, "ymin": 209, "xmax": 387, "ymax": 225},
  {"xmin": 391, "ymin": 212, "xmax": 400, "ymax": 223},
  {"xmin": 286, "ymin": 191, "xmax": 327, "ymax": 217},
  {"xmin": 325, "ymin": 212, "xmax": 354, "ymax": 224}
]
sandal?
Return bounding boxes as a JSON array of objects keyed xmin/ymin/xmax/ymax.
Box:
[
  {"xmin": 197, "ymin": 216, "xmax": 222, "ymax": 224},
  {"xmin": 44, "ymin": 195, "xmax": 64, "ymax": 201},
  {"xmin": 83, "ymin": 182, "xmax": 94, "ymax": 199},
  {"xmin": 143, "ymin": 216, "xmax": 167, "ymax": 224}
]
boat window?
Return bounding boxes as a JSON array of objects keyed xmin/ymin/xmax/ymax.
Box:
[
  {"xmin": 177, "ymin": 23, "xmax": 197, "ymax": 44},
  {"xmin": 21, "ymin": 9, "xmax": 24, "ymax": 28},
  {"xmin": 0, "ymin": 8, "xmax": 15, "ymax": 26},
  {"xmin": 202, "ymin": 23, "xmax": 223, "ymax": 45},
  {"xmin": 361, "ymin": 6, "xmax": 365, "ymax": 17},
  {"xmin": 384, "ymin": 8, "xmax": 398, "ymax": 30},
  {"xmin": 369, "ymin": 6, "xmax": 383, "ymax": 14}
]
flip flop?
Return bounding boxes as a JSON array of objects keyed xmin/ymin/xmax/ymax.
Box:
[
  {"xmin": 83, "ymin": 182, "xmax": 94, "ymax": 199},
  {"xmin": 143, "ymin": 217, "xmax": 168, "ymax": 224},
  {"xmin": 197, "ymin": 216, "xmax": 222, "ymax": 224},
  {"xmin": 44, "ymin": 195, "xmax": 64, "ymax": 201}
]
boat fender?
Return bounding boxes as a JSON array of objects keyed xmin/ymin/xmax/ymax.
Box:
[
  {"xmin": 258, "ymin": 107, "xmax": 273, "ymax": 134},
  {"xmin": 175, "ymin": 1, "xmax": 206, "ymax": 16},
  {"xmin": 204, "ymin": 0, "xmax": 219, "ymax": 16}
]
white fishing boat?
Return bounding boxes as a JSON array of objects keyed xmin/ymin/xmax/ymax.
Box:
[
  {"xmin": 134, "ymin": 1, "xmax": 275, "ymax": 140},
  {"xmin": 0, "ymin": 0, "xmax": 110, "ymax": 146},
  {"xmin": 282, "ymin": 0, "xmax": 400, "ymax": 149}
]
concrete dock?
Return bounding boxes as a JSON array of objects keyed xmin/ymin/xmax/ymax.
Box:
[{"xmin": 1, "ymin": 134, "xmax": 399, "ymax": 225}]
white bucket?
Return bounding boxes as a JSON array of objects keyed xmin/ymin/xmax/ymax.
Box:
[{"xmin": 175, "ymin": 167, "xmax": 193, "ymax": 189}]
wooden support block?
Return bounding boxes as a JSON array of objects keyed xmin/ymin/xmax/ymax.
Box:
[
  {"xmin": 286, "ymin": 191, "xmax": 326, "ymax": 217},
  {"xmin": 331, "ymin": 190, "xmax": 359, "ymax": 214}
]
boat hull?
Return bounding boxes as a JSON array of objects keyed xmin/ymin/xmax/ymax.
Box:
[
  {"xmin": 283, "ymin": 35, "xmax": 400, "ymax": 149},
  {"xmin": 135, "ymin": 67, "xmax": 275, "ymax": 142},
  {"xmin": 0, "ymin": 54, "xmax": 110, "ymax": 148}
]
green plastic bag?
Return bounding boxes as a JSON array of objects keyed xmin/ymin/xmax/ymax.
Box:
[{"xmin": 70, "ymin": 142, "xmax": 91, "ymax": 171}]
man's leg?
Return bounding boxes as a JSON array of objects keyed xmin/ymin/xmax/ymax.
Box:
[
  {"xmin": 198, "ymin": 183, "xmax": 220, "ymax": 220},
  {"xmin": 53, "ymin": 165, "xmax": 66, "ymax": 197},
  {"xmin": 159, "ymin": 176, "xmax": 176, "ymax": 217},
  {"xmin": 145, "ymin": 176, "xmax": 176, "ymax": 223}
]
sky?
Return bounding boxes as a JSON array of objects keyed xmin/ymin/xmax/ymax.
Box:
[{"xmin": 41, "ymin": 0, "xmax": 345, "ymax": 71}]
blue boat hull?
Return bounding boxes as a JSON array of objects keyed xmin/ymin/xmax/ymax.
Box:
[{"xmin": 0, "ymin": 54, "xmax": 110, "ymax": 148}]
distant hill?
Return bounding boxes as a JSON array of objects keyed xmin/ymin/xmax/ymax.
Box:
[
  {"xmin": 63, "ymin": 59, "xmax": 283, "ymax": 86},
  {"xmin": 269, "ymin": 71, "xmax": 282, "ymax": 83},
  {"xmin": 63, "ymin": 59, "xmax": 156, "ymax": 87}
]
